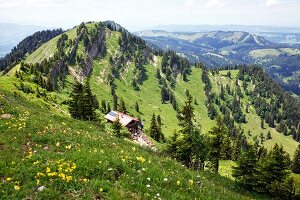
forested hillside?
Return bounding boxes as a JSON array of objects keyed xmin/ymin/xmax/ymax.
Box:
[{"xmin": 1, "ymin": 21, "xmax": 300, "ymax": 199}]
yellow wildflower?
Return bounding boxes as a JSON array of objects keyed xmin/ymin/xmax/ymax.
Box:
[
  {"xmin": 6, "ymin": 177, "xmax": 11, "ymax": 181},
  {"xmin": 46, "ymin": 167, "xmax": 51, "ymax": 173},
  {"xmin": 65, "ymin": 144, "xmax": 72, "ymax": 149},
  {"xmin": 56, "ymin": 142, "xmax": 60, "ymax": 147},
  {"xmin": 136, "ymin": 156, "xmax": 146, "ymax": 163},
  {"xmin": 189, "ymin": 179, "xmax": 193, "ymax": 185},
  {"xmin": 177, "ymin": 180, "xmax": 180, "ymax": 185},
  {"xmin": 14, "ymin": 185, "xmax": 20, "ymax": 191},
  {"xmin": 66, "ymin": 175, "xmax": 72, "ymax": 182},
  {"xmin": 99, "ymin": 188, "xmax": 103, "ymax": 192},
  {"xmin": 33, "ymin": 161, "xmax": 40, "ymax": 165}
]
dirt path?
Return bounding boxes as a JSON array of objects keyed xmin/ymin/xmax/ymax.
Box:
[{"xmin": 132, "ymin": 131, "xmax": 156, "ymax": 150}]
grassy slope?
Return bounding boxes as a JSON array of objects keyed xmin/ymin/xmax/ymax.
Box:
[
  {"xmin": 0, "ymin": 76, "xmax": 270, "ymax": 199},
  {"xmin": 210, "ymin": 70, "xmax": 298, "ymax": 156},
  {"xmin": 90, "ymin": 30, "xmax": 214, "ymax": 136},
  {"xmin": 26, "ymin": 28, "xmax": 77, "ymax": 63}
]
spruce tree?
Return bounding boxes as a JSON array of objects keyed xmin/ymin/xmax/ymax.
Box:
[
  {"xmin": 255, "ymin": 144, "xmax": 290, "ymax": 194},
  {"xmin": 267, "ymin": 130, "xmax": 272, "ymax": 140},
  {"xmin": 208, "ymin": 116, "xmax": 227, "ymax": 173},
  {"xmin": 292, "ymin": 144, "xmax": 300, "ymax": 174},
  {"xmin": 107, "ymin": 103, "xmax": 111, "ymax": 112},
  {"xmin": 232, "ymin": 145, "xmax": 259, "ymax": 189},
  {"xmin": 135, "ymin": 101, "xmax": 140, "ymax": 113},
  {"xmin": 168, "ymin": 130, "xmax": 179, "ymax": 158},
  {"xmin": 82, "ymin": 79, "xmax": 99, "ymax": 121},
  {"xmin": 101, "ymin": 99, "xmax": 106, "ymax": 113},
  {"xmin": 113, "ymin": 94, "xmax": 118, "ymax": 110},
  {"xmin": 149, "ymin": 114, "xmax": 160, "ymax": 141},
  {"xmin": 112, "ymin": 117, "xmax": 122, "ymax": 138},
  {"xmin": 261, "ymin": 118, "xmax": 265, "ymax": 129},
  {"xmin": 157, "ymin": 115, "xmax": 162, "ymax": 126},
  {"xmin": 176, "ymin": 94, "xmax": 206, "ymax": 169},
  {"xmin": 68, "ymin": 79, "xmax": 98, "ymax": 121},
  {"xmin": 119, "ymin": 98, "xmax": 127, "ymax": 113},
  {"xmin": 69, "ymin": 81, "xmax": 83, "ymax": 119}
]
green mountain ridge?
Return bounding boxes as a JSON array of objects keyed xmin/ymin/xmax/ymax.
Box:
[
  {"xmin": 1, "ymin": 21, "xmax": 300, "ymax": 199},
  {"xmin": 137, "ymin": 30, "xmax": 300, "ymax": 95}
]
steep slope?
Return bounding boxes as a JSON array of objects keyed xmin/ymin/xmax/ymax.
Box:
[
  {"xmin": 1, "ymin": 20, "xmax": 300, "ymax": 198},
  {"xmin": 0, "ymin": 76, "xmax": 269, "ymax": 199},
  {"xmin": 7, "ymin": 21, "xmax": 299, "ymax": 154}
]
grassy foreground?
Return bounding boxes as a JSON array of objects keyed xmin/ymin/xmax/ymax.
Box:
[{"xmin": 0, "ymin": 76, "xmax": 270, "ymax": 199}]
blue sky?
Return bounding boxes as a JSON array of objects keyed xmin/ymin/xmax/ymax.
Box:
[{"xmin": 0, "ymin": 0, "xmax": 299, "ymax": 30}]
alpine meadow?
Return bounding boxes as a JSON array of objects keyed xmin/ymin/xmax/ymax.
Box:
[{"xmin": 1, "ymin": 1, "xmax": 300, "ymax": 199}]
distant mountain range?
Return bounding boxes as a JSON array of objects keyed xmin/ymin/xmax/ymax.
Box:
[
  {"xmin": 0, "ymin": 23, "xmax": 46, "ymax": 57},
  {"xmin": 148, "ymin": 24, "xmax": 300, "ymax": 44},
  {"xmin": 137, "ymin": 30, "xmax": 300, "ymax": 94}
]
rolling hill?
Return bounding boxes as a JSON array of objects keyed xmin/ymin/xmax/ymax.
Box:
[
  {"xmin": 137, "ymin": 30, "xmax": 300, "ymax": 95},
  {"xmin": 0, "ymin": 21, "xmax": 300, "ymax": 199}
]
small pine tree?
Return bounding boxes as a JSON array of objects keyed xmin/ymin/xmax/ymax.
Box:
[
  {"xmin": 119, "ymin": 98, "xmax": 127, "ymax": 113},
  {"xmin": 135, "ymin": 101, "xmax": 140, "ymax": 113},
  {"xmin": 255, "ymin": 144, "xmax": 290, "ymax": 194},
  {"xmin": 232, "ymin": 145, "xmax": 259, "ymax": 189},
  {"xmin": 261, "ymin": 118, "xmax": 265, "ymax": 129},
  {"xmin": 101, "ymin": 99, "xmax": 106, "ymax": 113},
  {"xmin": 112, "ymin": 117, "xmax": 122, "ymax": 138},
  {"xmin": 292, "ymin": 144, "xmax": 300, "ymax": 174},
  {"xmin": 69, "ymin": 81, "xmax": 83, "ymax": 119},
  {"xmin": 107, "ymin": 103, "xmax": 111, "ymax": 112},
  {"xmin": 208, "ymin": 116, "xmax": 227, "ymax": 173},
  {"xmin": 157, "ymin": 115, "xmax": 162, "ymax": 126},
  {"xmin": 168, "ymin": 130, "xmax": 179, "ymax": 158},
  {"xmin": 267, "ymin": 130, "xmax": 272, "ymax": 140},
  {"xmin": 149, "ymin": 114, "xmax": 160, "ymax": 142},
  {"xmin": 113, "ymin": 94, "xmax": 118, "ymax": 110},
  {"xmin": 176, "ymin": 94, "xmax": 206, "ymax": 169}
]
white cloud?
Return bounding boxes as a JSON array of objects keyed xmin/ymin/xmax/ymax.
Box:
[
  {"xmin": 0, "ymin": 0, "xmax": 66, "ymax": 8},
  {"xmin": 185, "ymin": 0, "xmax": 195, "ymax": 7},
  {"xmin": 265, "ymin": 0, "xmax": 282, "ymax": 7},
  {"xmin": 205, "ymin": 0, "xmax": 226, "ymax": 8}
]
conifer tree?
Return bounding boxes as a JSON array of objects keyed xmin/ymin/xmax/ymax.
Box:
[
  {"xmin": 68, "ymin": 79, "xmax": 98, "ymax": 121},
  {"xmin": 168, "ymin": 130, "xmax": 179, "ymax": 158},
  {"xmin": 261, "ymin": 118, "xmax": 265, "ymax": 129},
  {"xmin": 255, "ymin": 144, "xmax": 291, "ymax": 194},
  {"xmin": 292, "ymin": 144, "xmax": 300, "ymax": 174},
  {"xmin": 176, "ymin": 94, "xmax": 206, "ymax": 169},
  {"xmin": 107, "ymin": 103, "xmax": 111, "ymax": 112},
  {"xmin": 119, "ymin": 98, "xmax": 127, "ymax": 113},
  {"xmin": 232, "ymin": 145, "xmax": 259, "ymax": 189},
  {"xmin": 149, "ymin": 113, "xmax": 162, "ymax": 142},
  {"xmin": 69, "ymin": 81, "xmax": 83, "ymax": 119},
  {"xmin": 113, "ymin": 94, "xmax": 118, "ymax": 110},
  {"xmin": 112, "ymin": 117, "xmax": 122, "ymax": 138},
  {"xmin": 135, "ymin": 101, "xmax": 140, "ymax": 113},
  {"xmin": 82, "ymin": 79, "xmax": 99, "ymax": 120},
  {"xmin": 101, "ymin": 99, "xmax": 106, "ymax": 113},
  {"xmin": 157, "ymin": 115, "xmax": 162, "ymax": 126},
  {"xmin": 267, "ymin": 130, "xmax": 272, "ymax": 140},
  {"xmin": 208, "ymin": 116, "xmax": 227, "ymax": 173}
]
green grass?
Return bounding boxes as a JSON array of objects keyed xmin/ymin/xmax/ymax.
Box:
[
  {"xmin": 210, "ymin": 70, "xmax": 298, "ymax": 156},
  {"xmin": 26, "ymin": 28, "xmax": 77, "ymax": 63},
  {"xmin": 0, "ymin": 73, "xmax": 270, "ymax": 199}
]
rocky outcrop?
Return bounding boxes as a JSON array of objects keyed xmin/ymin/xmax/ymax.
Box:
[{"xmin": 81, "ymin": 27, "xmax": 106, "ymax": 77}]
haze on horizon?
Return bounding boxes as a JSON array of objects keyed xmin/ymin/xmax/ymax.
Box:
[{"xmin": 0, "ymin": 0, "xmax": 300, "ymax": 31}]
